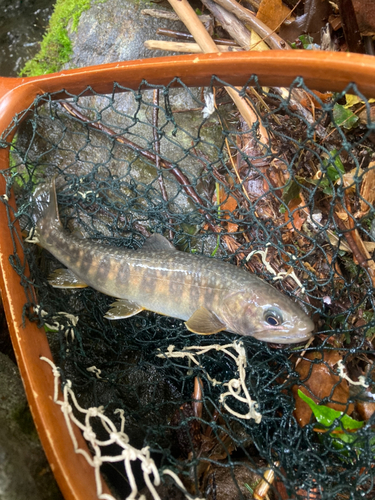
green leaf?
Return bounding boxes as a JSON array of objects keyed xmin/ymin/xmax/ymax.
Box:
[
  {"xmin": 291, "ymin": 34, "xmax": 315, "ymax": 49},
  {"xmin": 323, "ymin": 149, "xmax": 345, "ymax": 180},
  {"xmin": 298, "ymin": 389, "xmax": 364, "ymax": 440},
  {"xmin": 333, "ymin": 104, "xmax": 359, "ymax": 130},
  {"xmin": 282, "ymin": 179, "xmax": 301, "ymax": 205},
  {"xmin": 244, "ymin": 483, "xmax": 254, "ymax": 494}
]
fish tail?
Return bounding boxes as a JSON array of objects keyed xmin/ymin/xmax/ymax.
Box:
[{"xmin": 31, "ymin": 177, "xmax": 63, "ymax": 232}]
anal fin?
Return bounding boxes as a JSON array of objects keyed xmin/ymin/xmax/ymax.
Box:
[
  {"xmin": 48, "ymin": 269, "xmax": 88, "ymax": 288},
  {"xmin": 104, "ymin": 299, "xmax": 144, "ymax": 320},
  {"xmin": 185, "ymin": 307, "xmax": 226, "ymax": 335}
]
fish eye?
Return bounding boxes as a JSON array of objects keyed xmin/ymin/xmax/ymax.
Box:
[{"xmin": 264, "ymin": 309, "xmax": 283, "ymax": 326}]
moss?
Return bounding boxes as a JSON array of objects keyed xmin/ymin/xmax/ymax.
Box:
[
  {"xmin": 19, "ymin": 0, "xmax": 94, "ymax": 77},
  {"xmin": 12, "ymin": 404, "xmax": 38, "ymax": 439}
]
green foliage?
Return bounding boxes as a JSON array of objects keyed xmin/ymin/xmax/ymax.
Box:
[
  {"xmin": 19, "ymin": 0, "xmax": 94, "ymax": 77},
  {"xmin": 298, "ymin": 390, "xmax": 364, "ymax": 448},
  {"xmin": 307, "ymin": 149, "xmax": 345, "ymax": 195},
  {"xmin": 290, "ymin": 35, "xmax": 316, "ymax": 49},
  {"xmin": 362, "ymin": 310, "xmax": 375, "ymax": 338},
  {"xmin": 282, "ymin": 179, "xmax": 301, "ymax": 206},
  {"xmin": 333, "ymin": 104, "xmax": 359, "ymax": 130}
]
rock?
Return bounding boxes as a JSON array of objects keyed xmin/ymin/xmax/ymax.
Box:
[
  {"xmin": 0, "ymin": 352, "xmax": 62, "ymax": 500},
  {"xmin": 64, "ymin": 0, "xmax": 187, "ymax": 68},
  {"xmin": 14, "ymin": 0, "xmax": 227, "ymax": 253}
]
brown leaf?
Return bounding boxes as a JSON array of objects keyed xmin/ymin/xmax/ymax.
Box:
[
  {"xmin": 341, "ymin": 167, "xmax": 362, "ymax": 193},
  {"xmin": 212, "ymin": 187, "xmax": 238, "ymax": 233},
  {"xmin": 358, "ymin": 104, "xmax": 375, "ymax": 126},
  {"xmin": 286, "ymin": 197, "xmax": 305, "ymax": 231},
  {"xmin": 256, "ymin": 0, "xmax": 292, "ymax": 31},
  {"xmin": 299, "ymin": 90, "xmax": 333, "ymax": 111},
  {"xmin": 226, "ymin": 222, "xmax": 238, "ymax": 233},
  {"xmin": 359, "ymin": 162, "xmax": 375, "ymax": 215},
  {"xmin": 352, "ymin": 0, "xmax": 375, "ymax": 36},
  {"xmin": 221, "ymin": 193, "xmax": 238, "ymax": 215},
  {"xmin": 329, "ymin": 14, "xmax": 342, "ymax": 31},
  {"xmin": 334, "ymin": 209, "xmax": 349, "ymax": 221},
  {"xmin": 279, "ymin": 0, "xmax": 332, "ymax": 44},
  {"xmin": 293, "ymin": 351, "xmax": 354, "ymax": 427},
  {"xmin": 356, "ymin": 400, "xmax": 375, "ymax": 421}
]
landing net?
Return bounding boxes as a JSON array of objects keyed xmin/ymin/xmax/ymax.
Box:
[{"xmin": 1, "ymin": 76, "xmax": 375, "ymax": 499}]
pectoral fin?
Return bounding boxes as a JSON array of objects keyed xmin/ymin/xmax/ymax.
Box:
[
  {"xmin": 185, "ymin": 307, "xmax": 226, "ymax": 335},
  {"xmin": 104, "ymin": 299, "xmax": 144, "ymax": 320},
  {"xmin": 48, "ymin": 269, "xmax": 88, "ymax": 288}
]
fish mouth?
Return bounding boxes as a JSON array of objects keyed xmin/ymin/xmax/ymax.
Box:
[{"xmin": 251, "ymin": 323, "xmax": 314, "ymax": 344}]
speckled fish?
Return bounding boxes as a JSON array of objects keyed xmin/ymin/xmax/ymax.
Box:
[{"xmin": 29, "ymin": 179, "xmax": 314, "ymax": 344}]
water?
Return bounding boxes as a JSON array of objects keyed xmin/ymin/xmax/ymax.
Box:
[{"xmin": 0, "ymin": 0, "xmax": 55, "ymax": 77}]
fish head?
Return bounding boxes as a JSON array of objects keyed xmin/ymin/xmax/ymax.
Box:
[{"xmin": 220, "ymin": 286, "xmax": 314, "ymax": 344}]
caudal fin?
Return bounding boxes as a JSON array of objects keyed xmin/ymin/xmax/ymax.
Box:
[{"xmin": 31, "ymin": 177, "xmax": 62, "ymax": 231}]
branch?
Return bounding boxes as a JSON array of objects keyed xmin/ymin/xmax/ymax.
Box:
[
  {"xmin": 156, "ymin": 28, "xmax": 239, "ymax": 46},
  {"xmin": 61, "ymin": 102, "xmax": 217, "ymax": 231},
  {"xmin": 211, "ymin": 0, "xmax": 290, "ymax": 50},
  {"xmin": 167, "ymin": 0, "xmax": 269, "ymax": 145},
  {"xmin": 145, "ymin": 40, "xmax": 243, "ymax": 53},
  {"xmin": 142, "ymin": 8, "xmax": 212, "ymax": 25},
  {"xmin": 201, "ymin": 0, "xmax": 269, "ymax": 51}
]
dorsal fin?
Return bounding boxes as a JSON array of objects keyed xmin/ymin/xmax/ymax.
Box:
[{"xmin": 142, "ymin": 233, "xmax": 176, "ymax": 252}]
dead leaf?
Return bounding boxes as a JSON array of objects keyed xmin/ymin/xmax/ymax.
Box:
[
  {"xmin": 356, "ymin": 400, "xmax": 375, "ymax": 421},
  {"xmin": 358, "ymin": 105, "xmax": 375, "ymax": 126},
  {"xmin": 256, "ymin": 0, "xmax": 292, "ymax": 31},
  {"xmin": 351, "ymin": 230, "xmax": 375, "ymax": 281},
  {"xmin": 293, "ymin": 351, "xmax": 354, "ymax": 427},
  {"xmin": 359, "ymin": 162, "xmax": 375, "ymax": 215},
  {"xmin": 279, "ymin": 0, "xmax": 332, "ymax": 44},
  {"xmin": 299, "ymin": 90, "xmax": 333, "ymax": 111},
  {"xmin": 286, "ymin": 197, "xmax": 305, "ymax": 231},
  {"xmin": 352, "ymin": 0, "xmax": 375, "ymax": 36},
  {"xmin": 334, "ymin": 209, "xmax": 349, "ymax": 221},
  {"xmin": 341, "ymin": 167, "xmax": 363, "ymax": 193},
  {"xmin": 213, "ymin": 187, "xmax": 238, "ymax": 230},
  {"xmin": 226, "ymin": 222, "xmax": 238, "ymax": 233},
  {"xmin": 329, "ymin": 14, "xmax": 342, "ymax": 31},
  {"xmin": 220, "ymin": 192, "xmax": 238, "ymax": 214}
]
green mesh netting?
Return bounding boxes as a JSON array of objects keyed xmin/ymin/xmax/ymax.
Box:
[{"xmin": 1, "ymin": 76, "xmax": 375, "ymax": 500}]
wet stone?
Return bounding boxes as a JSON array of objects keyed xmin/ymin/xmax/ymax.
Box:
[{"xmin": 0, "ymin": 352, "xmax": 62, "ymax": 500}]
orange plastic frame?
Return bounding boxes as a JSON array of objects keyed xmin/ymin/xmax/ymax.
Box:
[{"xmin": 1, "ymin": 51, "xmax": 375, "ymax": 500}]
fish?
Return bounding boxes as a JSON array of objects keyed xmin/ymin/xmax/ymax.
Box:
[{"xmin": 28, "ymin": 178, "xmax": 314, "ymax": 344}]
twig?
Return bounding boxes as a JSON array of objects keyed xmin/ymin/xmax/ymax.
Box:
[
  {"xmin": 145, "ymin": 40, "xmax": 243, "ymax": 53},
  {"xmin": 142, "ymin": 8, "xmax": 212, "ymax": 24},
  {"xmin": 167, "ymin": 0, "xmax": 269, "ymax": 145},
  {"xmin": 211, "ymin": 0, "xmax": 290, "ymax": 50},
  {"xmin": 156, "ymin": 28, "xmax": 239, "ymax": 46},
  {"xmin": 60, "ymin": 104, "xmax": 265, "ymax": 273},
  {"xmin": 201, "ymin": 0, "xmax": 268, "ymax": 51},
  {"xmin": 334, "ymin": 213, "xmax": 368, "ymax": 269},
  {"xmin": 153, "ymin": 89, "xmax": 174, "ymax": 240},
  {"xmin": 61, "ymin": 102, "xmax": 217, "ymax": 231}
]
